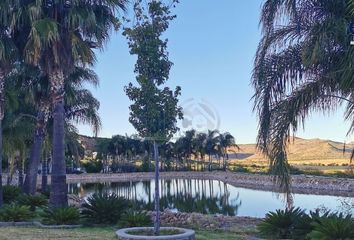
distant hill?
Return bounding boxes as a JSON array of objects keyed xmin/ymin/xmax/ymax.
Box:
[
  {"xmin": 78, "ymin": 134, "xmax": 354, "ymax": 165},
  {"xmin": 228, "ymin": 137, "xmax": 354, "ymax": 165}
]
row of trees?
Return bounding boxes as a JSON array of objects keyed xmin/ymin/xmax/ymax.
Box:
[
  {"xmin": 95, "ymin": 129, "xmax": 238, "ymax": 172},
  {"xmin": 0, "ymin": 0, "xmax": 127, "ymax": 207}
]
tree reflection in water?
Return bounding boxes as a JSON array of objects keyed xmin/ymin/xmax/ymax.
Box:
[{"xmin": 68, "ymin": 179, "xmax": 241, "ymax": 216}]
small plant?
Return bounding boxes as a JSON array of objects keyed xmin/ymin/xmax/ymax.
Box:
[
  {"xmin": 41, "ymin": 206, "xmax": 80, "ymax": 225},
  {"xmin": 3, "ymin": 185, "xmax": 22, "ymax": 204},
  {"xmin": 16, "ymin": 194, "xmax": 48, "ymax": 211},
  {"xmin": 82, "ymin": 160, "xmax": 103, "ymax": 173},
  {"xmin": 258, "ymin": 207, "xmax": 305, "ymax": 239},
  {"xmin": 119, "ymin": 209, "xmax": 152, "ymax": 227},
  {"xmin": 81, "ymin": 192, "xmax": 130, "ymax": 224},
  {"xmin": 0, "ymin": 204, "xmax": 33, "ymax": 222},
  {"xmin": 307, "ymin": 213, "xmax": 354, "ymax": 239}
]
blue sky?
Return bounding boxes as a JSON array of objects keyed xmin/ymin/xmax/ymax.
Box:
[{"xmin": 77, "ymin": 1, "xmax": 353, "ymax": 144}]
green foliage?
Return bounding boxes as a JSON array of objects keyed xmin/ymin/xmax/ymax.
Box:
[
  {"xmin": 41, "ymin": 207, "xmax": 80, "ymax": 225},
  {"xmin": 288, "ymin": 166, "xmax": 304, "ymax": 175},
  {"xmin": 0, "ymin": 204, "xmax": 33, "ymax": 222},
  {"xmin": 111, "ymin": 162, "xmax": 138, "ymax": 173},
  {"xmin": 81, "ymin": 192, "xmax": 130, "ymax": 224},
  {"xmin": 258, "ymin": 207, "xmax": 306, "ymax": 239},
  {"xmin": 123, "ymin": 0, "xmax": 182, "ymax": 141},
  {"xmin": 232, "ymin": 166, "xmax": 249, "ymax": 173},
  {"xmin": 82, "ymin": 160, "xmax": 103, "ymax": 173},
  {"xmin": 307, "ymin": 213, "xmax": 354, "ymax": 240},
  {"xmin": 3, "ymin": 185, "xmax": 22, "ymax": 204},
  {"xmin": 119, "ymin": 209, "xmax": 152, "ymax": 227},
  {"xmin": 16, "ymin": 194, "xmax": 48, "ymax": 211}
]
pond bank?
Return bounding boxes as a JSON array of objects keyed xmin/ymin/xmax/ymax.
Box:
[
  {"xmin": 3, "ymin": 171, "xmax": 354, "ymax": 197},
  {"xmin": 64, "ymin": 171, "xmax": 354, "ymax": 197}
]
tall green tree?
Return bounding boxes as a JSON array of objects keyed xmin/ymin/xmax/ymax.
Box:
[
  {"xmin": 0, "ymin": 0, "xmax": 21, "ymax": 206},
  {"xmin": 253, "ymin": 0, "xmax": 354, "ymax": 205},
  {"xmin": 20, "ymin": 65, "xmax": 100, "ymax": 195},
  {"xmin": 21, "ymin": 0, "xmax": 126, "ymax": 206},
  {"xmin": 124, "ymin": 0, "xmax": 181, "ymax": 234}
]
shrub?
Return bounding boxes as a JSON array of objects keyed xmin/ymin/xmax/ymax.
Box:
[
  {"xmin": 17, "ymin": 194, "xmax": 48, "ymax": 211},
  {"xmin": 111, "ymin": 162, "xmax": 138, "ymax": 173},
  {"xmin": 289, "ymin": 166, "xmax": 304, "ymax": 175},
  {"xmin": 258, "ymin": 207, "xmax": 305, "ymax": 239},
  {"xmin": 3, "ymin": 185, "xmax": 22, "ymax": 204},
  {"xmin": 233, "ymin": 166, "xmax": 249, "ymax": 173},
  {"xmin": 41, "ymin": 207, "xmax": 80, "ymax": 225},
  {"xmin": 82, "ymin": 160, "xmax": 103, "ymax": 173},
  {"xmin": 119, "ymin": 209, "xmax": 152, "ymax": 227},
  {"xmin": 81, "ymin": 192, "xmax": 130, "ymax": 224},
  {"xmin": 307, "ymin": 213, "xmax": 354, "ymax": 239},
  {"xmin": 0, "ymin": 204, "xmax": 33, "ymax": 222}
]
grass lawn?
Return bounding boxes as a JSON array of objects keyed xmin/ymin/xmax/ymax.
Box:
[{"xmin": 0, "ymin": 226, "xmax": 257, "ymax": 240}]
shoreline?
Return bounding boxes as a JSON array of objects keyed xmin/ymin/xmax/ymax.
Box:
[
  {"xmin": 4, "ymin": 171, "xmax": 354, "ymax": 197},
  {"xmin": 64, "ymin": 171, "xmax": 354, "ymax": 197}
]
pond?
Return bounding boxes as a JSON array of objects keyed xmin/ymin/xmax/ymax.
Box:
[{"xmin": 68, "ymin": 179, "xmax": 354, "ymax": 218}]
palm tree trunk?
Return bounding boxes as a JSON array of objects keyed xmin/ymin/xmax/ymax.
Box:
[
  {"xmin": 0, "ymin": 119, "xmax": 3, "ymax": 207},
  {"xmin": 23, "ymin": 111, "xmax": 45, "ymax": 195},
  {"xmin": 0, "ymin": 70, "xmax": 5, "ymax": 206},
  {"xmin": 41, "ymin": 153, "xmax": 48, "ymax": 193},
  {"xmin": 49, "ymin": 69, "xmax": 67, "ymax": 207},
  {"xmin": 18, "ymin": 157, "xmax": 23, "ymax": 188},
  {"xmin": 153, "ymin": 140, "xmax": 160, "ymax": 235}
]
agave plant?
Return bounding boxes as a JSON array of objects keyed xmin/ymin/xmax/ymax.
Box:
[{"xmin": 81, "ymin": 192, "xmax": 130, "ymax": 224}]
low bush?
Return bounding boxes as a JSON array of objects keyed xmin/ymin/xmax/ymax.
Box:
[
  {"xmin": 16, "ymin": 194, "xmax": 48, "ymax": 211},
  {"xmin": 259, "ymin": 208, "xmax": 354, "ymax": 240},
  {"xmin": 232, "ymin": 166, "xmax": 249, "ymax": 173},
  {"xmin": 3, "ymin": 185, "xmax": 22, "ymax": 204},
  {"xmin": 307, "ymin": 213, "xmax": 354, "ymax": 239},
  {"xmin": 82, "ymin": 160, "xmax": 103, "ymax": 173},
  {"xmin": 288, "ymin": 166, "xmax": 304, "ymax": 175},
  {"xmin": 0, "ymin": 204, "xmax": 33, "ymax": 222},
  {"xmin": 111, "ymin": 162, "xmax": 138, "ymax": 173},
  {"xmin": 258, "ymin": 207, "xmax": 306, "ymax": 239},
  {"xmin": 119, "ymin": 209, "xmax": 152, "ymax": 227},
  {"xmin": 81, "ymin": 192, "xmax": 130, "ymax": 224},
  {"xmin": 41, "ymin": 206, "xmax": 80, "ymax": 225}
]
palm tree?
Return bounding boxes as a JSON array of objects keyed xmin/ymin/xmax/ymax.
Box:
[
  {"xmin": 253, "ymin": 0, "xmax": 354, "ymax": 204},
  {"xmin": 21, "ymin": 65, "xmax": 100, "ymax": 195},
  {"xmin": 184, "ymin": 130, "xmax": 196, "ymax": 170},
  {"xmin": 195, "ymin": 132, "xmax": 207, "ymax": 171},
  {"xmin": 205, "ymin": 130, "xmax": 220, "ymax": 171},
  {"xmin": 218, "ymin": 132, "xmax": 238, "ymax": 171},
  {"xmin": 0, "ymin": 0, "xmax": 21, "ymax": 206},
  {"xmin": 21, "ymin": 0, "xmax": 126, "ymax": 206}
]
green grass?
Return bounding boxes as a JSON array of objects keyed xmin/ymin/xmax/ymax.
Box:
[{"xmin": 0, "ymin": 227, "xmax": 256, "ymax": 240}]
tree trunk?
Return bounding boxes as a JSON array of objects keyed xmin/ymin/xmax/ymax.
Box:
[
  {"xmin": 0, "ymin": 119, "xmax": 3, "ymax": 207},
  {"xmin": 18, "ymin": 156, "xmax": 23, "ymax": 188},
  {"xmin": 23, "ymin": 111, "xmax": 45, "ymax": 195},
  {"xmin": 41, "ymin": 153, "xmax": 49, "ymax": 193},
  {"xmin": 0, "ymin": 69, "xmax": 5, "ymax": 206},
  {"xmin": 49, "ymin": 69, "xmax": 67, "ymax": 207},
  {"xmin": 153, "ymin": 141, "xmax": 160, "ymax": 235}
]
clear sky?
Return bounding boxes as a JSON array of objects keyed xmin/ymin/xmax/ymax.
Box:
[{"xmin": 77, "ymin": 0, "xmax": 353, "ymax": 144}]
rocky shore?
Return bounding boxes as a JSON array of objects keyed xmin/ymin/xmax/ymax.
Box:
[{"xmin": 147, "ymin": 209, "xmax": 261, "ymax": 231}]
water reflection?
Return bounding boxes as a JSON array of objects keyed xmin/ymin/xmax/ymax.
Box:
[
  {"xmin": 68, "ymin": 179, "xmax": 354, "ymax": 217},
  {"xmin": 68, "ymin": 179, "xmax": 241, "ymax": 216}
]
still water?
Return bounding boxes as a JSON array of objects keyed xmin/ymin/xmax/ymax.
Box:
[{"xmin": 68, "ymin": 179, "xmax": 354, "ymax": 218}]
